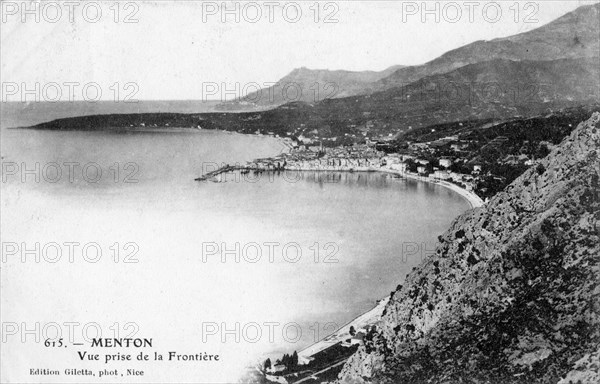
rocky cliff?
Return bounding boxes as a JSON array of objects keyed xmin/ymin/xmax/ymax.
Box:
[{"xmin": 336, "ymin": 113, "xmax": 600, "ymax": 383}]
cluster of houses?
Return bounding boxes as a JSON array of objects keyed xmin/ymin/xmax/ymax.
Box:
[
  {"xmin": 246, "ymin": 144, "xmax": 484, "ymax": 193},
  {"xmin": 249, "ymin": 144, "xmax": 385, "ymax": 172},
  {"xmin": 383, "ymin": 153, "xmax": 482, "ymax": 191}
]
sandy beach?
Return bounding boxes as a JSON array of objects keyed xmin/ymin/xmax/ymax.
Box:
[
  {"xmin": 270, "ymin": 165, "xmax": 486, "ymax": 209},
  {"xmin": 380, "ymin": 170, "xmax": 485, "ymax": 209}
]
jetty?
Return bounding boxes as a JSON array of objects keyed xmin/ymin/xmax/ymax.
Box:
[{"xmin": 194, "ymin": 164, "xmax": 246, "ymax": 181}]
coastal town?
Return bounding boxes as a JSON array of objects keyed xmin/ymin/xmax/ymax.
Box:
[
  {"xmin": 264, "ymin": 142, "xmax": 481, "ymax": 198},
  {"xmin": 198, "ymin": 106, "xmax": 597, "ymax": 210},
  {"xmin": 243, "ymin": 140, "xmax": 486, "ymax": 208},
  {"xmin": 30, "ymin": 103, "xmax": 594, "ymax": 205},
  {"xmin": 197, "ymin": 129, "xmax": 522, "ymax": 209},
  {"xmin": 197, "ymin": 137, "xmax": 484, "ymax": 207}
]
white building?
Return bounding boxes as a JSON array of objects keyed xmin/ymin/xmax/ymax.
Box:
[
  {"xmin": 384, "ymin": 154, "xmax": 402, "ymax": 164},
  {"xmin": 432, "ymin": 170, "xmax": 451, "ymax": 180},
  {"xmin": 390, "ymin": 163, "xmax": 408, "ymax": 172},
  {"xmin": 268, "ymin": 363, "xmax": 286, "ymax": 373},
  {"xmin": 439, "ymin": 158, "xmax": 453, "ymax": 168},
  {"xmin": 298, "ymin": 355, "xmax": 314, "ymax": 365}
]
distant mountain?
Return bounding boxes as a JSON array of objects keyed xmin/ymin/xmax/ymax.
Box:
[
  {"xmin": 27, "ymin": 5, "xmax": 600, "ymax": 145},
  {"xmin": 219, "ymin": 3, "xmax": 599, "ymax": 111},
  {"xmin": 301, "ymin": 56, "xmax": 600, "ymax": 140},
  {"xmin": 376, "ymin": 3, "xmax": 600, "ymax": 90},
  {"xmin": 336, "ymin": 111, "xmax": 600, "ymax": 383},
  {"xmin": 28, "ymin": 58, "xmax": 599, "ymax": 146},
  {"xmin": 216, "ymin": 65, "xmax": 404, "ymax": 110}
]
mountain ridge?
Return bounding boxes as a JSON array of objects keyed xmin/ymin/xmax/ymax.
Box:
[
  {"xmin": 375, "ymin": 2, "xmax": 600, "ymax": 90},
  {"xmin": 220, "ymin": 3, "xmax": 599, "ymax": 110},
  {"xmin": 216, "ymin": 65, "xmax": 405, "ymax": 110},
  {"xmin": 304, "ymin": 56, "xmax": 599, "ymax": 140},
  {"xmin": 28, "ymin": 57, "xmax": 599, "ymax": 148}
]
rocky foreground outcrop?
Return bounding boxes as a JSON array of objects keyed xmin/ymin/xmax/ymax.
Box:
[{"xmin": 337, "ymin": 113, "xmax": 600, "ymax": 383}]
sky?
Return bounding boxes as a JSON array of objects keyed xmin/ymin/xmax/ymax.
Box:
[{"xmin": 1, "ymin": 0, "xmax": 597, "ymax": 100}]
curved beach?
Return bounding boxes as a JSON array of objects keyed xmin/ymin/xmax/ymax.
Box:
[{"xmin": 380, "ymin": 170, "xmax": 485, "ymax": 209}]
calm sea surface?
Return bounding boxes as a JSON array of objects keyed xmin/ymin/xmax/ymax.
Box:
[{"xmin": 1, "ymin": 103, "xmax": 469, "ymax": 382}]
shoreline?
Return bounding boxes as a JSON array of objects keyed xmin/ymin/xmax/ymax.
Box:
[
  {"xmin": 297, "ymin": 297, "xmax": 390, "ymax": 363},
  {"xmin": 14, "ymin": 121, "xmax": 482, "ymax": 210},
  {"xmin": 379, "ymin": 169, "xmax": 485, "ymax": 209},
  {"xmin": 202, "ymin": 164, "xmax": 485, "ymax": 209},
  {"xmin": 294, "ymin": 167, "xmax": 484, "ymax": 208}
]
